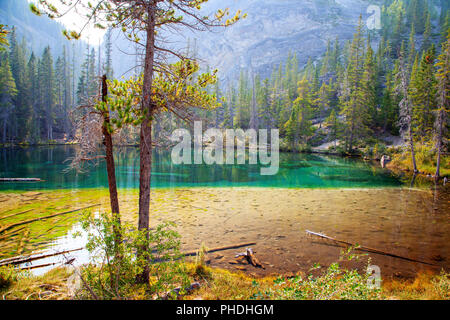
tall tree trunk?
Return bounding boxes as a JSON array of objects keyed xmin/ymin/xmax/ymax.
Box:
[
  {"xmin": 136, "ymin": 4, "xmax": 156, "ymax": 284},
  {"xmin": 435, "ymin": 109, "xmax": 443, "ymax": 182},
  {"xmin": 409, "ymin": 122, "xmax": 418, "ymax": 173},
  {"xmin": 2, "ymin": 115, "xmax": 7, "ymax": 144},
  {"xmin": 250, "ymin": 72, "xmax": 258, "ymax": 130},
  {"xmin": 100, "ymin": 75, "xmax": 122, "ymax": 251}
]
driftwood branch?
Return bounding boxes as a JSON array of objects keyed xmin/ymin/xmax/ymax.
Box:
[
  {"xmin": 306, "ymin": 230, "xmax": 439, "ymax": 267},
  {"xmin": 0, "ymin": 204, "xmax": 100, "ymax": 235},
  {"xmin": 234, "ymin": 248, "xmax": 264, "ymax": 269}
]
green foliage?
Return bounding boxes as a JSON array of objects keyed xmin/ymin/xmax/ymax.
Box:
[
  {"xmin": 0, "ymin": 24, "xmax": 9, "ymax": 50},
  {"xmin": 75, "ymin": 211, "xmax": 189, "ymax": 299},
  {"xmin": 409, "ymin": 45, "xmax": 437, "ymax": 140},
  {"xmin": 96, "ymin": 59, "xmax": 220, "ymax": 135},
  {"xmin": 0, "ymin": 265, "xmax": 20, "ymax": 289},
  {"xmin": 252, "ymin": 250, "xmax": 382, "ymax": 300}
]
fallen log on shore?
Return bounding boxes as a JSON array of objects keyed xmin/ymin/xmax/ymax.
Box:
[
  {"xmin": 306, "ymin": 230, "xmax": 439, "ymax": 267},
  {"xmin": 152, "ymin": 242, "xmax": 258, "ymax": 263},
  {"xmin": 0, "ymin": 204, "xmax": 100, "ymax": 235},
  {"xmin": 0, "ymin": 178, "xmax": 43, "ymax": 182}
]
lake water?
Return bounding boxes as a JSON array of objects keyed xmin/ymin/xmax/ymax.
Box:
[
  {"xmin": 0, "ymin": 146, "xmax": 448, "ymax": 278},
  {"xmin": 0, "ymin": 145, "xmax": 403, "ymax": 190}
]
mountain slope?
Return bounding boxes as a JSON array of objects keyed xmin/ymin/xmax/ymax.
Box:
[{"xmin": 108, "ymin": 0, "xmax": 375, "ymax": 82}]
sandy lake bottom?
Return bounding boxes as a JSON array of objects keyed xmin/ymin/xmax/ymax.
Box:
[{"xmin": 0, "ymin": 187, "xmax": 449, "ymax": 279}]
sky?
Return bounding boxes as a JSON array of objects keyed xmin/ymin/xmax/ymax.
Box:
[{"xmin": 29, "ymin": 0, "xmax": 106, "ymax": 44}]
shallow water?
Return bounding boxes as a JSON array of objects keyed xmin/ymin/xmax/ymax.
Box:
[{"xmin": 0, "ymin": 146, "xmax": 448, "ymax": 279}]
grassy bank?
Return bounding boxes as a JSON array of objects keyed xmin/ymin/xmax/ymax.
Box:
[
  {"xmin": 1, "ymin": 264, "xmax": 448, "ymax": 300},
  {"xmin": 387, "ymin": 143, "xmax": 450, "ymax": 177}
]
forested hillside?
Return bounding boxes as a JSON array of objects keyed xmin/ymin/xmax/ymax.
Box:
[
  {"xmin": 0, "ymin": 0, "xmax": 105, "ymax": 143},
  {"xmin": 0, "ymin": 0, "xmax": 448, "ymax": 178},
  {"xmin": 197, "ymin": 0, "xmax": 449, "ymax": 165}
]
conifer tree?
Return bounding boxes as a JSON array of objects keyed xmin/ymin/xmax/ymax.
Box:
[
  {"xmin": 26, "ymin": 52, "xmax": 39, "ymax": 142},
  {"xmin": 396, "ymin": 44, "xmax": 419, "ymax": 173},
  {"xmin": 0, "ymin": 53, "xmax": 17, "ymax": 143},
  {"xmin": 410, "ymin": 45, "xmax": 437, "ymax": 140},
  {"xmin": 339, "ymin": 16, "xmax": 369, "ymax": 152},
  {"xmin": 434, "ymin": 30, "xmax": 449, "ymax": 181}
]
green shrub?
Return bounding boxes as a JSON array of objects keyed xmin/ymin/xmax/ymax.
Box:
[
  {"xmin": 0, "ymin": 265, "xmax": 19, "ymax": 289},
  {"xmin": 252, "ymin": 247, "xmax": 382, "ymax": 300},
  {"xmin": 74, "ymin": 212, "xmax": 189, "ymax": 299}
]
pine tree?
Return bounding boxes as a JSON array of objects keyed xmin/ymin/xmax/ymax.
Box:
[
  {"xmin": 434, "ymin": 29, "xmax": 449, "ymax": 181},
  {"xmin": 8, "ymin": 29, "xmax": 27, "ymax": 140},
  {"xmin": 422, "ymin": 11, "xmax": 432, "ymax": 52},
  {"xmin": 257, "ymin": 78, "xmax": 271, "ymax": 129},
  {"xmin": 104, "ymin": 27, "xmax": 114, "ymax": 80},
  {"xmin": 396, "ymin": 45, "xmax": 419, "ymax": 173},
  {"xmin": 410, "ymin": 45, "xmax": 437, "ymax": 140},
  {"xmin": 26, "ymin": 52, "xmax": 39, "ymax": 142},
  {"xmin": 360, "ymin": 38, "xmax": 377, "ymax": 128},
  {"xmin": 407, "ymin": 24, "xmax": 416, "ymax": 68},
  {"xmin": 314, "ymin": 81, "xmax": 332, "ymax": 128},
  {"xmin": 325, "ymin": 109, "xmax": 340, "ymax": 147},
  {"xmin": 249, "ymin": 73, "xmax": 258, "ymax": 130},
  {"xmin": 0, "ymin": 53, "xmax": 17, "ymax": 143},
  {"xmin": 77, "ymin": 45, "xmax": 90, "ymax": 104},
  {"xmin": 339, "ymin": 16, "xmax": 369, "ymax": 152},
  {"xmin": 330, "ymin": 36, "xmax": 341, "ymax": 74},
  {"xmin": 234, "ymin": 70, "xmax": 250, "ymax": 129},
  {"xmin": 88, "ymin": 47, "xmax": 98, "ymax": 97},
  {"xmin": 284, "ymin": 78, "xmax": 313, "ymax": 150},
  {"xmin": 40, "ymin": 46, "xmax": 55, "ymax": 140}
]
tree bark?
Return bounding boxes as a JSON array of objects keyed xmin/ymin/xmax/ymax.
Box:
[
  {"xmin": 409, "ymin": 121, "xmax": 418, "ymax": 174},
  {"xmin": 136, "ymin": 3, "xmax": 156, "ymax": 284},
  {"xmin": 435, "ymin": 109, "xmax": 443, "ymax": 182},
  {"xmin": 101, "ymin": 75, "xmax": 122, "ymax": 249}
]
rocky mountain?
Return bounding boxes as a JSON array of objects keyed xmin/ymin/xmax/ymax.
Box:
[
  {"xmin": 109, "ymin": 0, "xmax": 378, "ymax": 82},
  {"xmin": 196, "ymin": 0, "xmax": 375, "ymax": 81}
]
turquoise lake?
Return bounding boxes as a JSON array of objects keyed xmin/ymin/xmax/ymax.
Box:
[{"xmin": 0, "ymin": 145, "xmax": 404, "ymax": 190}]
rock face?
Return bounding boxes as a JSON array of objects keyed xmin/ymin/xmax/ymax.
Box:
[
  {"xmin": 109, "ymin": 0, "xmax": 374, "ymax": 82},
  {"xmin": 195, "ymin": 0, "xmax": 372, "ymax": 81}
]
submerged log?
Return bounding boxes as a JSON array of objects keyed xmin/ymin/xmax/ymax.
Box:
[
  {"xmin": 0, "ymin": 204, "xmax": 100, "ymax": 235},
  {"xmin": 0, "ymin": 178, "xmax": 43, "ymax": 182},
  {"xmin": 0, "ymin": 247, "xmax": 84, "ymax": 267},
  {"xmin": 20, "ymin": 262, "xmax": 59, "ymax": 270},
  {"xmin": 0, "ymin": 209, "xmax": 33, "ymax": 221},
  {"xmin": 306, "ymin": 230, "xmax": 439, "ymax": 267},
  {"xmin": 182, "ymin": 242, "xmax": 257, "ymax": 257}
]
